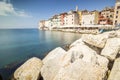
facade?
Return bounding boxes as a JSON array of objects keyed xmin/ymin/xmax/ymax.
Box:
[
  {"xmin": 81, "ymin": 10, "xmax": 99, "ymax": 25},
  {"xmin": 99, "ymin": 7, "xmax": 114, "ymax": 25},
  {"xmin": 77, "ymin": 11, "xmax": 82, "ymax": 25},
  {"xmin": 113, "ymin": 0, "xmax": 120, "ymax": 26},
  {"xmin": 51, "ymin": 15, "xmax": 61, "ymax": 28},
  {"xmin": 64, "ymin": 11, "xmax": 79, "ymax": 26},
  {"xmin": 60, "ymin": 13, "xmax": 67, "ymax": 26}
]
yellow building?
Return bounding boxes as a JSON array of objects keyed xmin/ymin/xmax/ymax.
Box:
[
  {"xmin": 81, "ymin": 10, "xmax": 99, "ymax": 25},
  {"xmin": 113, "ymin": 0, "xmax": 120, "ymax": 26},
  {"xmin": 77, "ymin": 11, "xmax": 82, "ymax": 25},
  {"xmin": 92, "ymin": 10, "xmax": 99, "ymax": 24}
]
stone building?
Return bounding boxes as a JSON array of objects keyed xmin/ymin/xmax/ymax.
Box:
[
  {"xmin": 113, "ymin": 0, "xmax": 120, "ymax": 26},
  {"xmin": 81, "ymin": 10, "xmax": 99, "ymax": 25},
  {"xmin": 99, "ymin": 7, "xmax": 114, "ymax": 25},
  {"xmin": 64, "ymin": 11, "xmax": 79, "ymax": 26}
]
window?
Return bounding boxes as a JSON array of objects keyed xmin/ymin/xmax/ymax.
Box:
[
  {"xmin": 116, "ymin": 16, "xmax": 118, "ymax": 18},
  {"xmin": 117, "ymin": 6, "xmax": 120, "ymax": 9},
  {"xmin": 116, "ymin": 11, "xmax": 119, "ymax": 14},
  {"xmin": 110, "ymin": 15, "xmax": 112, "ymax": 18},
  {"xmin": 115, "ymin": 20, "xmax": 117, "ymax": 24}
]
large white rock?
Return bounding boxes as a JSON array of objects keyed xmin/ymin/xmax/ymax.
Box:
[
  {"xmin": 14, "ymin": 57, "xmax": 43, "ymax": 80},
  {"xmin": 81, "ymin": 31, "xmax": 118, "ymax": 48},
  {"xmin": 41, "ymin": 47, "xmax": 66, "ymax": 80},
  {"xmin": 101, "ymin": 38, "xmax": 120, "ymax": 61},
  {"xmin": 70, "ymin": 38, "xmax": 85, "ymax": 48},
  {"xmin": 108, "ymin": 58, "xmax": 120, "ymax": 80},
  {"xmin": 81, "ymin": 34, "xmax": 108, "ymax": 48},
  {"xmin": 63, "ymin": 43, "xmax": 109, "ymax": 68},
  {"xmin": 116, "ymin": 30, "xmax": 120, "ymax": 38},
  {"xmin": 52, "ymin": 42, "xmax": 109, "ymax": 80},
  {"xmin": 54, "ymin": 59, "xmax": 108, "ymax": 80}
]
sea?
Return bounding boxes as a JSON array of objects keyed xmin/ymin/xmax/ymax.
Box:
[{"xmin": 0, "ymin": 29, "xmax": 81, "ymax": 80}]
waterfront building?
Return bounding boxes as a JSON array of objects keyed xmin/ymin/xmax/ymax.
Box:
[
  {"xmin": 99, "ymin": 7, "xmax": 114, "ymax": 25},
  {"xmin": 51, "ymin": 15, "xmax": 61, "ymax": 28},
  {"xmin": 77, "ymin": 11, "xmax": 82, "ymax": 25},
  {"xmin": 60, "ymin": 13, "xmax": 67, "ymax": 26},
  {"xmin": 64, "ymin": 11, "xmax": 79, "ymax": 26},
  {"xmin": 113, "ymin": 0, "xmax": 120, "ymax": 26},
  {"xmin": 81, "ymin": 10, "xmax": 99, "ymax": 25}
]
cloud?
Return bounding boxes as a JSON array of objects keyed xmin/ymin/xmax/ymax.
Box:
[{"xmin": 0, "ymin": 1, "xmax": 31, "ymax": 17}]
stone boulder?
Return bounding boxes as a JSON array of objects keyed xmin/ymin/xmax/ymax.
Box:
[
  {"xmin": 52, "ymin": 42, "xmax": 109, "ymax": 80},
  {"xmin": 81, "ymin": 34, "xmax": 108, "ymax": 48},
  {"xmin": 70, "ymin": 38, "xmax": 85, "ymax": 48},
  {"xmin": 81, "ymin": 31, "xmax": 118, "ymax": 48},
  {"xmin": 101, "ymin": 38, "xmax": 120, "ymax": 61},
  {"xmin": 116, "ymin": 30, "xmax": 120, "ymax": 37},
  {"xmin": 14, "ymin": 57, "xmax": 43, "ymax": 80},
  {"xmin": 63, "ymin": 43, "xmax": 109, "ymax": 68},
  {"xmin": 54, "ymin": 59, "xmax": 108, "ymax": 80},
  {"xmin": 108, "ymin": 58, "xmax": 120, "ymax": 80},
  {"xmin": 41, "ymin": 47, "xmax": 66, "ymax": 80}
]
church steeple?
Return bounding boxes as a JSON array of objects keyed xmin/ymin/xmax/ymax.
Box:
[{"xmin": 76, "ymin": 5, "xmax": 78, "ymax": 11}]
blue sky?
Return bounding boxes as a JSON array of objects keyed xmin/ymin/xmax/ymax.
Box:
[{"xmin": 0, "ymin": 0, "xmax": 115, "ymax": 28}]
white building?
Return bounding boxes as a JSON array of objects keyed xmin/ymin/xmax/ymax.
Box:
[
  {"xmin": 64, "ymin": 11, "xmax": 79, "ymax": 27},
  {"xmin": 113, "ymin": 0, "xmax": 120, "ymax": 26},
  {"xmin": 81, "ymin": 11, "xmax": 99, "ymax": 25},
  {"xmin": 51, "ymin": 15, "xmax": 61, "ymax": 28}
]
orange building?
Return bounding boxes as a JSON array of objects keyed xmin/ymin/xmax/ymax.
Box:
[{"xmin": 60, "ymin": 13, "xmax": 67, "ymax": 25}]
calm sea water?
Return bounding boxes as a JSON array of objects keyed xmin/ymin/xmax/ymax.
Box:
[{"xmin": 0, "ymin": 29, "xmax": 81, "ymax": 80}]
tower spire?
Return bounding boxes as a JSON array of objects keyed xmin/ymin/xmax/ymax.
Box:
[{"xmin": 76, "ymin": 5, "xmax": 78, "ymax": 11}]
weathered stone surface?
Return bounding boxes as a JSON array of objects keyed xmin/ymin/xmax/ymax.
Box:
[
  {"xmin": 70, "ymin": 38, "xmax": 85, "ymax": 48},
  {"xmin": 81, "ymin": 31, "xmax": 119, "ymax": 48},
  {"xmin": 116, "ymin": 30, "xmax": 120, "ymax": 37},
  {"xmin": 41, "ymin": 47, "xmax": 66, "ymax": 80},
  {"xmin": 54, "ymin": 59, "xmax": 108, "ymax": 80},
  {"xmin": 108, "ymin": 58, "xmax": 120, "ymax": 80},
  {"xmin": 81, "ymin": 34, "xmax": 108, "ymax": 48},
  {"xmin": 64, "ymin": 43, "xmax": 109, "ymax": 68},
  {"xmin": 14, "ymin": 57, "xmax": 42, "ymax": 80},
  {"xmin": 101, "ymin": 38, "xmax": 120, "ymax": 61},
  {"xmin": 52, "ymin": 41, "xmax": 109, "ymax": 80}
]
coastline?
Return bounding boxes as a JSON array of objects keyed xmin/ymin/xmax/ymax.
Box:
[{"xmin": 12, "ymin": 29, "xmax": 120, "ymax": 80}]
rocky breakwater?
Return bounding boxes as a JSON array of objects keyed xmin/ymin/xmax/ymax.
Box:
[{"xmin": 13, "ymin": 30, "xmax": 120, "ymax": 80}]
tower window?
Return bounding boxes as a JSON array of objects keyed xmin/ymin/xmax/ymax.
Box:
[
  {"xmin": 117, "ymin": 6, "xmax": 120, "ymax": 9},
  {"xmin": 116, "ymin": 11, "xmax": 119, "ymax": 14},
  {"xmin": 116, "ymin": 16, "xmax": 118, "ymax": 18}
]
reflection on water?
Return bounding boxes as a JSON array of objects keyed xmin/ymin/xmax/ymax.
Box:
[{"xmin": 0, "ymin": 29, "xmax": 81, "ymax": 80}]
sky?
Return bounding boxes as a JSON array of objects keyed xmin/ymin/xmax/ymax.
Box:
[{"xmin": 0, "ymin": 0, "xmax": 115, "ymax": 29}]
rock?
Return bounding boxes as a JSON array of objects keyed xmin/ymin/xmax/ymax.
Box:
[
  {"xmin": 41, "ymin": 47, "xmax": 66, "ymax": 80},
  {"xmin": 116, "ymin": 30, "xmax": 120, "ymax": 38},
  {"xmin": 81, "ymin": 31, "xmax": 118, "ymax": 48},
  {"xmin": 14, "ymin": 57, "xmax": 43, "ymax": 80},
  {"xmin": 81, "ymin": 34, "xmax": 108, "ymax": 48},
  {"xmin": 101, "ymin": 38, "xmax": 120, "ymax": 61},
  {"xmin": 70, "ymin": 38, "xmax": 85, "ymax": 48},
  {"xmin": 63, "ymin": 43, "xmax": 109, "ymax": 68},
  {"xmin": 54, "ymin": 59, "xmax": 108, "ymax": 80},
  {"xmin": 108, "ymin": 58, "xmax": 120, "ymax": 80},
  {"xmin": 52, "ymin": 42, "xmax": 109, "ymax": 80}
]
